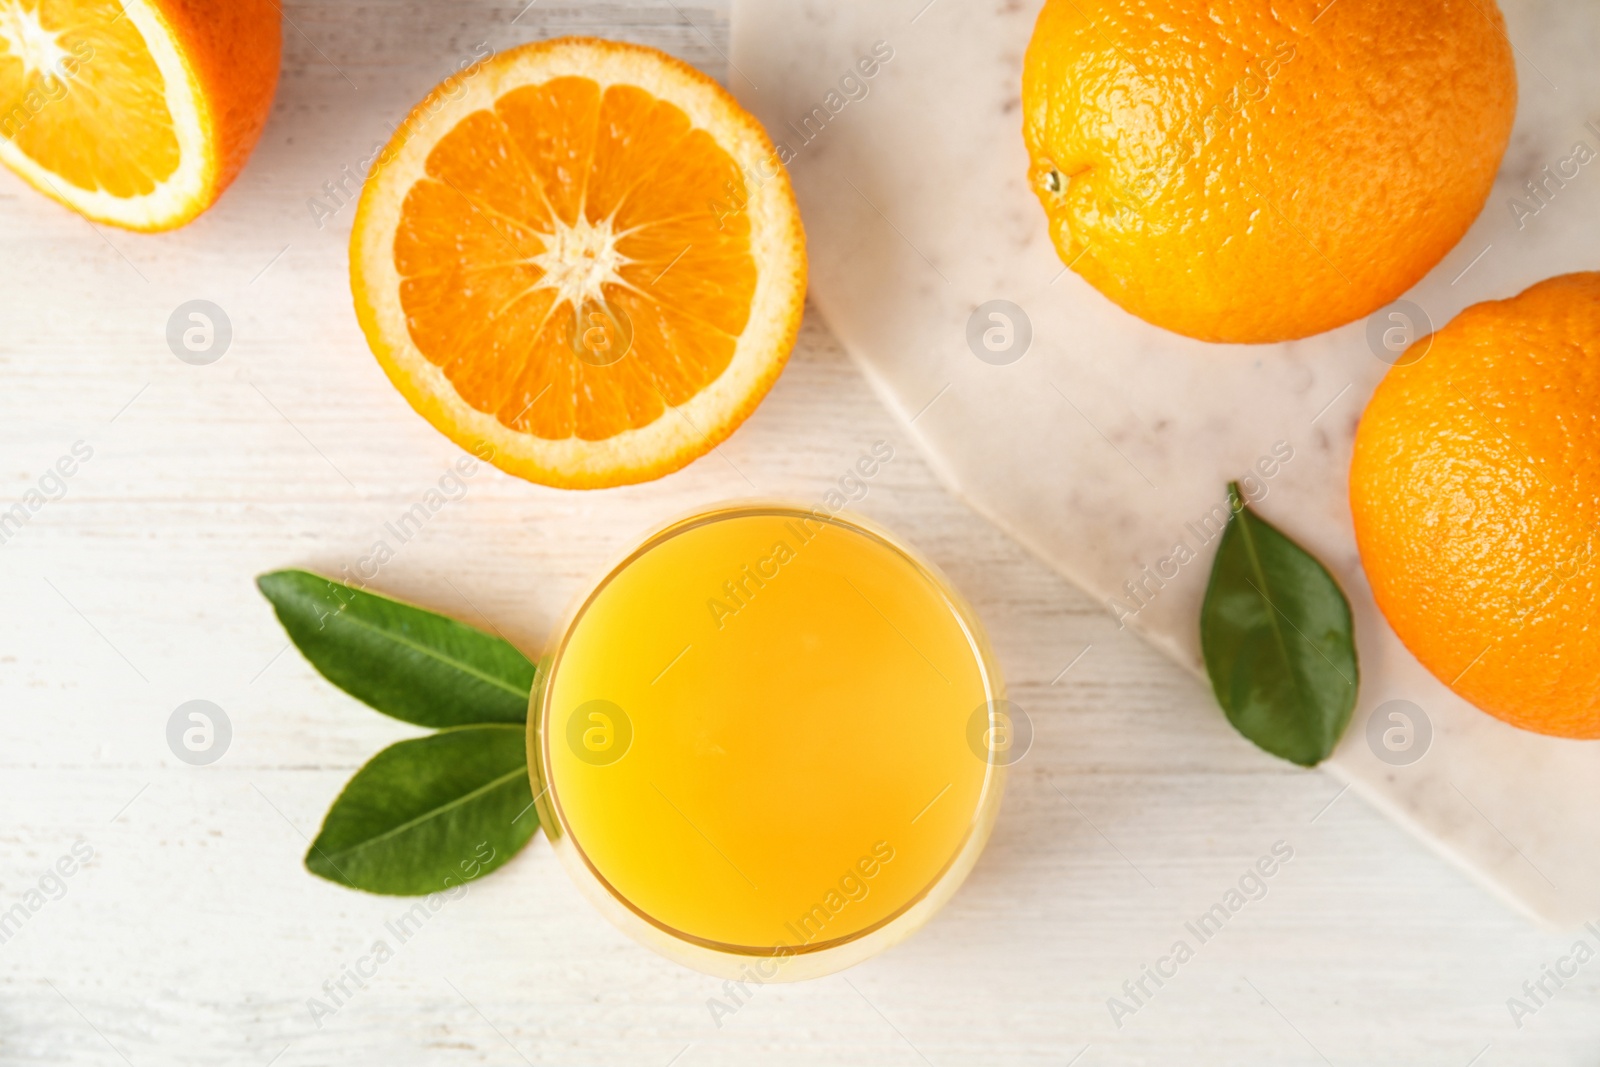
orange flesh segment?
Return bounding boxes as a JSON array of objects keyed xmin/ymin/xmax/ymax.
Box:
[
  {"xmin": 0, "ymin": 0, "xmax": 180, "ymax": 195},
  {"xmin": 394, "ymin": 75, "xmax": 758, "ymax": 442}
]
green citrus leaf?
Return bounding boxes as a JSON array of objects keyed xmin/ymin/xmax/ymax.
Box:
[
  {"xmin": 257, "ymin": 569, "xmax": 536, "ymax": 728},
  {"xmin": 1200, "ymin": 482, "xmax": 1359, "ymax": 767},
  {"xmin": 305, "ymin": 725, "xmax": 538, "ymax": 895}
]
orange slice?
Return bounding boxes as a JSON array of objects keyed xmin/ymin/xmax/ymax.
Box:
[
  {"xmin": 350, "ymin": 37, "xmax": 807, "ymax": 489},
  {"xmin": 0, "ymin": 0, "xmax": 280, "ymax": 231}
]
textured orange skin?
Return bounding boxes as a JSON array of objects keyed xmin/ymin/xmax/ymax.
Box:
[
  {"xmin": 1022, "ymin": 0, "xmax": 1517, "ymax": 344},
  {"xmin": 141, "ymin": 0, "xmax": 281, "ymax": 230},
  {"xmin": 159, "ymin": 0, "xmax": 282, "ymax": 212},
  {"xmin": 1351, "ymin": 273, "xmax": 1600, "ymax": 739}
]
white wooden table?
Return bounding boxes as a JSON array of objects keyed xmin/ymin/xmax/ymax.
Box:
[{"xmin": 1, "ymin": 2, "xmax": 1596, "ymax": 1064}]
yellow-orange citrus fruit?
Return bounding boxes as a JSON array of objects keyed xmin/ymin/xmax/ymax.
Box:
[
  {"xmin": 1022, "ymin": 0, "xmax": 1517, "ymax": 344},
  {"xmin": 350, "ymin": 37, "xmax": 806, "ymax": 489},
  {"xmin": 0, "ymin": 0, "xmax": 280, "ymax": 231},
  {"xmin": 1351, "ymin": 273, "xmax": 1600, "ymax": 739}
]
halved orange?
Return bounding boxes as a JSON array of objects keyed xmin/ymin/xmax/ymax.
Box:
[
  {"xmin": 0, "ymin": 0, "xmax": 280, "ymax": 231},
  {"xmin": 350, "ymin": 37, "xmax": 807, "ymax": 489}
]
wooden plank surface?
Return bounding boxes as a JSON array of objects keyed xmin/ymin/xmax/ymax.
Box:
[{"xmin": 0, "ymin": 2, "xmax": 1596, "ymax": 1064}]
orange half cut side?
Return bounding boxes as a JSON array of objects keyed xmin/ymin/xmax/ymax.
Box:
[
  {"xmin": 351, "ymin": 37, "xmax": 807, "ymax": 489},
  {"xmin": 0, "ymin": 0, "xmax": 279, "ymax": 230}
]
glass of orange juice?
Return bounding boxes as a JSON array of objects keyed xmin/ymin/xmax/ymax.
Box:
[{"xmin": 529, "ymin": 502, "xmax": 1008, "ymax": 980}]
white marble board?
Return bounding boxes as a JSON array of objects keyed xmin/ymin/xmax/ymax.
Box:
[{"xmin": 732, "ymin": 0, "xmax": 1600, "ymax": 926}]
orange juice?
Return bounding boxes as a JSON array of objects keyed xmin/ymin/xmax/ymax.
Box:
[{"xmin": 532, "ymin": 503, "xmax": 1004, "ymax": 978}]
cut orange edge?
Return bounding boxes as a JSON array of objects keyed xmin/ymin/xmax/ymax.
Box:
[
  {"xmin": 0, "ymin": 0, "xmax": 220, "ymax": 232},
  {"xmin": 349, "ymin": 37, "xmax": 807, "ymax": 490}
]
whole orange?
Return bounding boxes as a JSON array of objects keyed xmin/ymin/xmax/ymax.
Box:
[
  {"xmin": 1021, "ymin": 0, "xmax": 1517, "ymax": 344},
  {"xmin": 1350, "ymin": 273, "xmax": 1600, "ymax": 739}
]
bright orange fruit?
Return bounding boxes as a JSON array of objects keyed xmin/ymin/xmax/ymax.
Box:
[
  {"xmin": 0, "ymin": 0, "xmax": 280, "ymax": 231},
  {"xmin": 1351, "ymin": 273, "xmax": 1600, "ymax": 739},
  {"xmin": 350, "ymin": 37, "xmax": 807, "ymax": 489},
  {"xmin": 1022, "ymin": 0, "xmax": 1517, "ymax": 344}
]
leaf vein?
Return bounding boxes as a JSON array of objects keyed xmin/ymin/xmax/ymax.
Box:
[
  {"xmin": 327, "ymin": 606, "xmax": 530, "ymax": 700},
  {"xmin": 1233, "ymin": 498, "xmax": 1311, "ymax": 711},
  {"xmin": 319, "ymin": 764, "xmax": 528, "ymax": 866}
]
